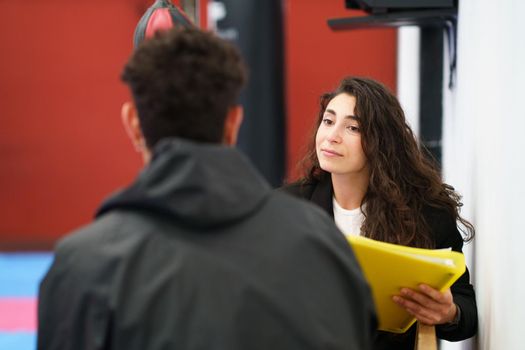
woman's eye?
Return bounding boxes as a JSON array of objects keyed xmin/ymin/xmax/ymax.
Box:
[
  {"xmin": 347, "ymin": 125, "xmax": 360, "ymax": 132},
  {"xmin": 322, "ymin": 118, "xmax": 333, "ymax": 125}
]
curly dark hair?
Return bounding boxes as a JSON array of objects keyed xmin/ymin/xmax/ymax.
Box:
[
  {"xmin": 121, "ymin": 27, "xmax": 247, "ymax": 148},
  {"xmin": 299, "ymin": 77, "xmax": 474, "ymax": 248}
]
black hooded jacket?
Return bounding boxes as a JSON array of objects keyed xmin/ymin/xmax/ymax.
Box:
[{"xmin": 38, "ymin": 138, "xmax": 376, "ymax": 350}]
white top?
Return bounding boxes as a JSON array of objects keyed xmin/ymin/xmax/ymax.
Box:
[{"xmin": 332, "ymin": 197, "xmax": 365, "ymax": 236}]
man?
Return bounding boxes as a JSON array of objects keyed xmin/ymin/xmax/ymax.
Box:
[{"xmin": 37, "ymin": 28, "xmax": 376, "ymax": 350}]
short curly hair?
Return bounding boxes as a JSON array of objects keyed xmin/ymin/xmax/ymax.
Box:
[{"xmin": 121, "ymin": 28, "xmax": 247, "ymax": 148}]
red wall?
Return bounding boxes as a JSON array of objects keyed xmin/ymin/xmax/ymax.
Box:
[
  {"xmin": 0, "ymin": 1, "xmax": 155, "ymax": 249},
  {"xmin": 0, "ymin": 0, "xmax": 207, "ymax": 250},
  {"xmin": 0, "ymin": 0, "xmax": 392, "ymax": 249},
  {"xmin": 284, "ymin": 0, "xmax": 397, "ymax": 179}
]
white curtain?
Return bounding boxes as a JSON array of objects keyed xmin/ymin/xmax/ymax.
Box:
[
  {"xmin": 443, "ymin": 0, "xmax": 525, "ymax": 349},
  {"xmin": 397, "ymin": 27, "xmax": 420, "ymax": 136}
]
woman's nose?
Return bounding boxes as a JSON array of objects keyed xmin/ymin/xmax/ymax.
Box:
[{"xmin": 327, "ymin": 126, "xmax": 342, "ymax": 143}]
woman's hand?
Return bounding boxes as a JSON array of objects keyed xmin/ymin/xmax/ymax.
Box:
[{"xmin": 392, "ymin": 285, "xmax": 457, "ymax": 325}]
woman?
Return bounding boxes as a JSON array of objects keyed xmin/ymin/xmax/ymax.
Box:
[{"xmin": 283, "ymin": 77, "xmax": 477, "ymax": 349}]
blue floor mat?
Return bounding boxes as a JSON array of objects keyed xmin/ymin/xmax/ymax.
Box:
[
  {"xmin": 0, "ymin": 252, "xmax": 53, "ymax": 350},
  {"xmin": 0, "ymin": 332, "xmax": 36, "ymax": 350},
  {"xmin": 0, "ymin": 253, "xmax": 53, "ymax": 297}
]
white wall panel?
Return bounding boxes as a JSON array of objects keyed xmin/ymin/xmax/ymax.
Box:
[{"xmin": 445, "ymin": 1, "xmax": 525, "ymax": 348}]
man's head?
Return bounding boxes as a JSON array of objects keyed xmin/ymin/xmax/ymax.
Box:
[{"xmin": 120, "ymin": 28, "xmax": 247, "ymax": 162}]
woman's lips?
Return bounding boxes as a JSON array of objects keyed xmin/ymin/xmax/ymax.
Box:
[{"xmin": 320, "ymin": 148, "xmax": 343, "ymax": 157}]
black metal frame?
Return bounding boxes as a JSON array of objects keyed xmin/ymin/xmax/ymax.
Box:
[{"xmin": 328, "ymin": 9, "xmax": 456, "ymax": 30}]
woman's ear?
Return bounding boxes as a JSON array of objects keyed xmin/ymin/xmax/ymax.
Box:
[
  {"xmin": 121, "ymin": 101, "xmax": 151, "ymax": 163},
  {"xmin": 223, "ymin": 105, "xmax": 244, "ymax": 146}
]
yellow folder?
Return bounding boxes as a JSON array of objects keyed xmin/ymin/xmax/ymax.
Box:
[{"xmin": 347, "ymin": 235, "xmax": 465, "ymax": 333}]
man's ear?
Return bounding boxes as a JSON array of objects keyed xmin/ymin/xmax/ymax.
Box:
[
  {"xmin": 223, "ymin": 105, "xmax": 243, "ymax": 146},
  {"xmin": 121, "ymin": 101, "xmax": 151, "ymax": 163}
]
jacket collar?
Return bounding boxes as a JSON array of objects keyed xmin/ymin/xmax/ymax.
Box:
[{"xmin": 311, "ymin": 172, "xmax": 334, "ymax": 218}]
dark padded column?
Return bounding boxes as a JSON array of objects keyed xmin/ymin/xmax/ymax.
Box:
[
  {"xmin": 419, "ymin": 26, "xmax": 444, "ymax": 168},
  {"xmin": 215, "ymin": 0, "xmax": 285, "ymax": 187}
]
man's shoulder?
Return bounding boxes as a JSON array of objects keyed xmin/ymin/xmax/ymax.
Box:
[
  {"xmin": 54, "ymin": 211, "xmax": 148, "ymax": 269},
  {"xmin": 58, "ymin": 211, "xmax": 127, "ymax": 249},
  {"xmin": 264, "ymin": 189, "xmax": 340, "ymax": 245},
  {"xmin": 278, "ymin": 180, "xmax": 317, "ymax": 200},
  {"xmin": 272, "ymin": 185, "xmax": 323, "ymax": 214}
]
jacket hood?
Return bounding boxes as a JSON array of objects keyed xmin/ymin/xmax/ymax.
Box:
[{"xmin": 97, "ymin": 138, "xmax": 271, "ymax": 228}]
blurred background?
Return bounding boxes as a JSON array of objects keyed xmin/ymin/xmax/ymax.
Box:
[{"xmin": 1, "ymin": 0, "xmax": 524, "ymax": 349}]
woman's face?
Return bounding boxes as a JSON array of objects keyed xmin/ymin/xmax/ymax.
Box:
[{"xmin": 315, "ymin": 93, "xmax": 368, "ymax": 178}]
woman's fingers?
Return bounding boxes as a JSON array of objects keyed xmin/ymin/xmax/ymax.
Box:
[{"xmin": 392, "ymin": 286, "xmax": 457, "ymax": 325}]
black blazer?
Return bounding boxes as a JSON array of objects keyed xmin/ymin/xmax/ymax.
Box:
[{"xmin": 281, "ymin": 175, "xmax": 478, "ymax": 350}]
